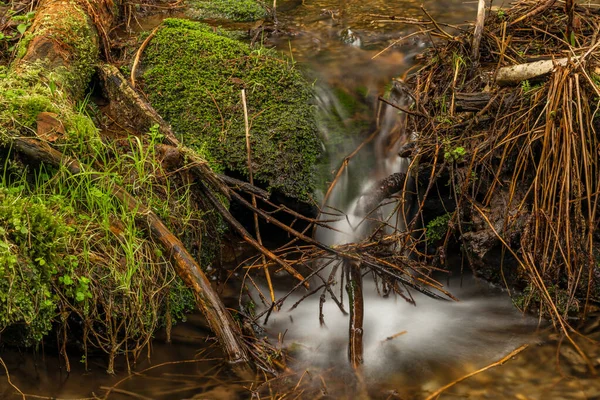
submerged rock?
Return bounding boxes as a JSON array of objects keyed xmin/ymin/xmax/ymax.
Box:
[{"xmin": 141, "ymin": 19, "xmax": 322, "ymax": 200}]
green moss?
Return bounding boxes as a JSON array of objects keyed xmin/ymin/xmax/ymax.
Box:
[
  {"xmin": 187, "ymin": 0, "xmax": 266, "ymax": 22},
  {"xmin": 0, "ymin": 80, "xmax": 217, "ymax": 359},
  {"xmin": 0, "ymin": 125, "xmax": 211, "ymax": 353},
  {"xmin": 0, "ymin": 187, "xmax": 75, "ymax": 344},
  {"xmin": 512, "ymin": 284, "xmax": 580, "ymax": 317},
  {"xmin": 426, "ymin": 213, "xmax": 452, "ymax": 244},
  {"xmin": 141, "ymin": 19, "xmax": 321, "ymax": 200},
  {"xmin": 0, "ymin": 63, "xmax": 98, "ymax": 143}
]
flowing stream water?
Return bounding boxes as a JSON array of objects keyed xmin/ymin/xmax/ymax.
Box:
[
  {"xmin": 254, "ymin": 1, "xmax": 539, "ymax": 393},
  {"xmin": 2, "ymin": 1, "xmax": 600, "ymax": 399}
]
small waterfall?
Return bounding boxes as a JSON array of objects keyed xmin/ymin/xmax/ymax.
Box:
[{"xmin": 256, "ymin": 80, "xmax": 536, "ymax": 384}]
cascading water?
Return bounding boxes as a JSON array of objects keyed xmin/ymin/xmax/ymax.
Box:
[{"xmin": 256, "ymin": 52, "xmax": 538, "ymax": 389}]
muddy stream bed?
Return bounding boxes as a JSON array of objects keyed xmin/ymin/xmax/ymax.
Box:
[{"xmin": 2, "ymin": 0, "xmax": 600, "ymax": 399}]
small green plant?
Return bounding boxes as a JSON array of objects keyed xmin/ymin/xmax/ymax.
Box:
[
  {"xmin": 521, "ymin": 80, "xmax": 542, "ymax": 94},
  {"xmin": 11, "ymin": 11, "xmax": 36, "ymax": 35},
  {"xmin": 591, "ymin": 73, "xmax": 600, "ymax": 88},
  {"xmin": 0, "ymin": 11, "xmax": 35, "ymax": 52},
  {"xmin": 426, "ymin": 213, "xmax": 452, "ymax": 244},
  {"xmin": 497, "ymin": 9, "xmax": 506, "ymax": 19},
  {"xmin": 444, "ymin": 146, "xmax": 466, "ymax": 162},
  {"xmin": 569, "ymin": 31, "xmax": 576, "ymax": 47}
]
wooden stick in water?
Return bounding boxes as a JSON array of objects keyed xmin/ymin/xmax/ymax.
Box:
[
  {"xmin": 425, "ymin": 344, "xmax": 529, "ymax": 400},
  {"xmin": 346, "ymin": 259, "xmax": 364, "ymax": 369}
]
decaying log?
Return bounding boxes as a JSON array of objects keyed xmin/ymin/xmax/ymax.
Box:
[
  {"xmin": 9, "ymin": 137, "xmax": 251, "ymax": 366},
  {"xmin": 14, "ymin": 0, "xmax": 117, "ymax": 98},
  {"xmin": 346, "ymin": 260, "xmax": 364, "ymax": 369},
  {"xmin": 496, "ymin": 57, "xmax": 572, "ymax": 85},
  {"xmin": 454, "ymin": 92, "xmax": 519, "ymax": 113},
  {"xmin": 455, "ymin": 92, "xmax": 494, "ymax": 111}
]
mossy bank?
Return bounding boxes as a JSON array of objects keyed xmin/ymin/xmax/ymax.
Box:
[
  {"xmin": 0, "ymin": 50, "xmax": 220, "ymax": 371},
  {"xmin": 140, "ymin": 19, "xmax": 322, "ymax": 201}
]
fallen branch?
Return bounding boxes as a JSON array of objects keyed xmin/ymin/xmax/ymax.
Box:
[
  {"xmin": 218, "ymin": 174, "xmax": 269, "ymax": 199},
  {"xmin": 0, "ymin": 357, "xmax": 25, "ymax": 400},
  {"xmin": 198, "ymin": 179, "xmax": 308, "ymax": 287},
  {"xmin": 357, "ymin": 172, "xmax": 407, "ymax": 216},
  {"xmin": 510, "ymin": 0, "xmax": 556, "ymax": 26},
  {"xmin": 98, "ymin": 63, "xmax": 175, "ymax": 137},
  {"xmin": 131, "ymin": 25, "xmax": 160, "ymax": 88}
]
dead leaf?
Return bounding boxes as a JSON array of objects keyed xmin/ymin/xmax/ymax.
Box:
[{"xmin": 36, "ymin": 111, "xmax": 65, "ymax": 142}]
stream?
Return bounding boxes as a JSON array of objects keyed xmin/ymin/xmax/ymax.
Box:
[{"xmin": 2, "ymin": 0, "xmax": 600, "ymax": 399}]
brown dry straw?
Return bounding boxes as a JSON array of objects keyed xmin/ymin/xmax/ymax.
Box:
[{"xmin": 401, "ymin": 0, "xmax": 600, "ymax": 364}]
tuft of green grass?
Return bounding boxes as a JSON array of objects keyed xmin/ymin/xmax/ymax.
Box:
[{"xmin": 0, "ymin": 116, "xmax": 213, "ymax": 368}]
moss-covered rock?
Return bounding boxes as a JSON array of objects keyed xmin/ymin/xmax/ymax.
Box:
[
  {"xmin": 141, "ymin": 19, "xmax": 322, "ymax": 200},
  {"xmin": 187, "ymin": 0, "xmax": 266, "ymax": 22}
]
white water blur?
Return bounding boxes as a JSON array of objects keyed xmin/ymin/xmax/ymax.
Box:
[
  {"xmin": 265, "ymin": 277, "xmax": 537, "ymax": 379},
  {"xmin": 257, "ymin": 76, "xmax": 538, "ymax": 382}
]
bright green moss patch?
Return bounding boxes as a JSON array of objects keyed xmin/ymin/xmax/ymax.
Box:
[
  {"xmin": 187, "ymin": 0, "xmax": 266, "ymax": 22},
  {"xmin": 0, "ymin": 64, "xmax": 97, "ymax": 143},
  {"xmin": 0, "ymin": 187, "xmax": 73, "ymax": 344},
  {"xmin": 0, "ymin": 121, "xmax": 212, "ymax": 362},
  {"xmin": 141, "ymin": 19, "xmax": 321, "ymax": 200}
]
